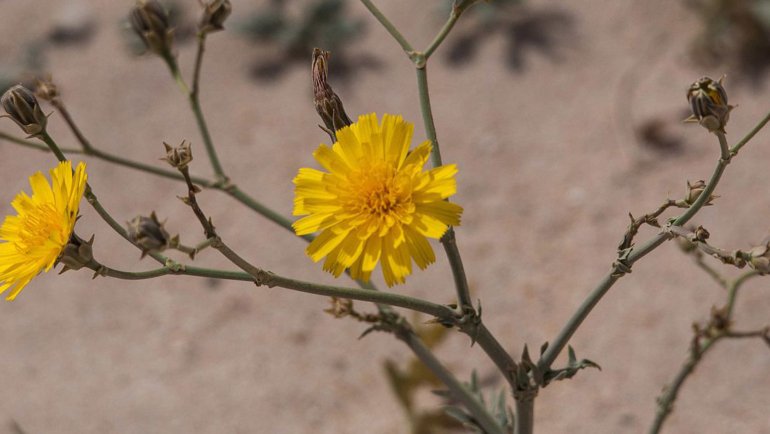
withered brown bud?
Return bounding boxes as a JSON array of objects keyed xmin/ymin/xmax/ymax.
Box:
[
  {"xmin": 161, "ymin": 140, "xmax": 192, "ymax": 169},
  {"xmin": 685, "ymin": 76, "xmax": 733, "ymax": 133},
  {"xmin": 127, "ymin": 212, "xmax": 170, "ymax": 257},
  {"xmin": 1, "ymin": 84, "xmax": 48, "ymax": 137},
  {"xmin": 58, "ymin": 234, "xmax": 95, "ymax": 273},
  {"xmin": 313, "ymin": 48, "xmax": 352, "ymax": 135},
  {"xmin": 35, "ymin": 76, "xmax": 59, "ymax": 102},
  {"xmin": 682, "ymin": 180, "xmax": 717, "ymax": 207},
  {"xmin": 129, "ymin": 0, "xmax": 174, "ymax": 56},
  {"xmin": 199, "ymin": 0, "xmax": 231, "ymax": 34},
  {"xmin": 747, "ymin": 237, "xmax": 770, "ymax": 274}
]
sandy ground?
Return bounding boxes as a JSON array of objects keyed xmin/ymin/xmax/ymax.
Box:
[{"xmin": 0, "ymin": 1, "xmax": 769, "ymax": 433}]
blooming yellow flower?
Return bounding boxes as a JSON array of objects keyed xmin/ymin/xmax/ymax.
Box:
[
  {"xmin": 293, "ymin": 113, "xmax": 462, "ymax": 286},
  {"xmin": 0, "ymin": 161, "xmax": 87, "ymax": 301}
]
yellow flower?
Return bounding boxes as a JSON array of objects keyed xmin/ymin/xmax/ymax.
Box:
[
  {"xmin": 293, "ymin": 113, "xmax": 462, "ymax": 286},
  {"xmin": 0, "ymin": 161, "xmax": 88, "ymax": 301}
]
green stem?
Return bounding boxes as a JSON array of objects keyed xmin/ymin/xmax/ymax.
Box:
[
  {"xmin": 648, "ymin": 336, "xmax": 720, "ymax": 434},
  {"xmin": 207, "ymin": 238, "xmax": 456, "ymax": 319},
  {"xmin": 473, "ymin": 323, "xmax": 518, "ymax": 385},
  {"xmin": 0, "ymin": 131, "xmax": 81, "ymax": 154},
  {"xmin": 725, "ymin": 270, "xmax": 761, "ymax": 318},
  {"xmin": 415, "ymin": 65, "xmax": 473, "ymax": 308},
  {"xmin": 225, "ymin": 186, "xmax": 314, "ymax": 242},
  {"xmin": 424, "ymin": 9, "xmax": 461, "ymax": 59},
  {"xmin": 514, "ymin": 398, "xmax": 534, "ymax": 434},
  {"xmin": 359, "ymin": 0, "xmax": 416, "ymax": 56},
  {"xmin": 400, "ymin": 331, "xmax": 506, "ymax": 434},
  {"xmin": 163, "ymin": 47, "xmax": 226, "ymax": 180},
  {"xmin": 539, "ymin": 135, "xmax": 734, "ymax": 372},
  {"xmin": 416, "ymin": 66, "xmax": 443, "ymax": 167},
  {"xmin": 51, "ymin": 99, "xmax": 94, "ymax": 152},
  {"xmin": 730, "ymin": 110, "xmax": 770, "ymax": 155}
]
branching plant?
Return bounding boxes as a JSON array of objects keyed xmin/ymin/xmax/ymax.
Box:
[{"xmin": 0, "ymin": 1, "xmax": 768, "ymax": 433}]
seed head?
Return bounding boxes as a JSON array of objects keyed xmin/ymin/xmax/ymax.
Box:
[{"xmin": 161, "ymin": 140, "xmax": 193, "ymax": 169}]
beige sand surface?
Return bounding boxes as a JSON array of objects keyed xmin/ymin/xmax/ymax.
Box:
[{"xmin": 0, "ymin": 1, "xmax": 768, "ymax": 433}]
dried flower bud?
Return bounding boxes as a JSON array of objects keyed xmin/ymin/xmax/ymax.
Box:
[
  {"xmin": 199, "ymin": 0, "xmax": 231, "ymax": 34},
  {"xmin": 682, "ymin": 180, "xmax": 717, "ymax": 206},
  {"xmin": 685, "ymin": 76, "xmax": 733, "ymax": 133},
  {"xmin": 58, "ymin": 234, "xmax": 95, "ymax": 272},
  {"xmin": 127, "ymin": 212, "xmax": 170, "ymax": 257},
  {"xmin": 747, "ymin": 237, "xmax": 770, "ymax": 274},
  {"xmin": 1, "ymin": 84, "xmax": 48, "ymax": 137},
  {"xmin": 35, "ymin": 76, "xmax": 59, "ymax": 102},
  {"xmin": 161, "ymin": 140, "xmax": 193, "ymax": 169},
  {"xmin": 129, "ymin": 0, "xmax": 174, "ymax": 56},
  {"xmin": 313, "ymin": 48, "xmax": 352, "ymax": 135}
]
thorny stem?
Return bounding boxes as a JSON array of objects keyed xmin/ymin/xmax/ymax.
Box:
[
  {"xmin": 648, "ymin": 271, "xmax": 764, "ymax": 434},
  {"xmin": 538, "ymin": 109, "xmax": 769, "ymax": 372},
  {"xmin": 358, "ymin": 0, "xmax": 415, "ymax": 57}
]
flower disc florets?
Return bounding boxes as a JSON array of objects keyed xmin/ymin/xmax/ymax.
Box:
[{"xmin": 293, "ymin": 113, "xmax": 463, "ymax": 286}]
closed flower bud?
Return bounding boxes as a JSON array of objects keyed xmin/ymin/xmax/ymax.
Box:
[
  {"xmin": 58, "ymin": 234, "xmax": 95, "ymax": 272},
  {"xmin": 199, "ymin": 0, "xmax": 231, "ymax": 34},
  {"xmin": 313, "ymin": 48, "xmax": 352, "ymax": 135},
  {"xmin": 685, "ymin": 76, "xmax": 733, "ymax": 133},
  {"xmin": 129, "ymin": 0, "xmax": 174, "ymax": 56},
  {"xmin": 1, "ymin": 84, "xmax": 48, "ymax": 137},
  {"xmin": 127, "ymin": 212, "xmax": 170, "ymax": 257},
  {"xmin": 161, "ymin": 140, "xmax": 193, "ymax": 169}
]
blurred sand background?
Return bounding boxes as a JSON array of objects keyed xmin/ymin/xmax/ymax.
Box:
[{"xmin": 0, "ymin": 0, "xmax": 769, "ymax": 433}]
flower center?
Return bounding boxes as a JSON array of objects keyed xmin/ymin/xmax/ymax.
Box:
[
  {"xmin": 16, "ymin": 203, "xmax": 66, "ymax": 254},
  {"xmin": 348, "ymin": 162, "xmax": 413, "ymax": 222}
]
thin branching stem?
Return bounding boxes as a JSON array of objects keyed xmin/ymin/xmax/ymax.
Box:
[
  {"xmin": 648, "ymin": 270, "xmax": 763, "ymax": 434},
  {"xmin": 401, "ymin": 331, "xmax": 506, "ymax": 434},
  {"xmin": 424, "ymin": 8, "xmax": 461, "ymax": 59},
  {"xmin": 538, "ymin": 109, "xmax": 770, "ymax": 372},
  {"xmin": 163, "ymin": 48, "xmax": 226, "ymax": 181},
  {"xmin": 514, "ymin": 398, "xmax": 534, "ymax": 434},
  {"xmin": 0, "ymin": 130, "xmax": 81, "ymax": 154},
  {"xmin": 358, "ymin": 0, "xmax": 415, "ymax": 56}
]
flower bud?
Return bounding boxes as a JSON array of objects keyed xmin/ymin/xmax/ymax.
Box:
[
  {"xmin": 313, "ymin": 48, "xmax": 352, "ymax": 135},
  {"xmin": 127, "ymin": 212, "xmax": 170, "ymax": 257},
  {"xmin": 199, "ymin": 0, "xmax": 231, "ymax": 35},
  {"xmin": 1, "ymin": 84, "xmax": 48, "ymax": 137},
  {"xmin": 685, "ymin": 76, "xmax": 733, "ymax": 133},
  {"xmin": 58, "ymin": 234, "xmax": 95, "ymax": 272},
  {"xmin": 161, "ymin": 140, "xmax": 193, "ymax": 169},
  {"xmin": 129, "ymin": 0, "xmax": 174, "ymax": 56}
]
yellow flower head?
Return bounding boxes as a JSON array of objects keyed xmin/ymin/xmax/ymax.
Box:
[
  {"xmin": 0, "ymin": 161, "xmax": 87, "ymax": 301},
  {"xmin": 293, "ymin": 113, "xmax": 462, "ymax": 286}
]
